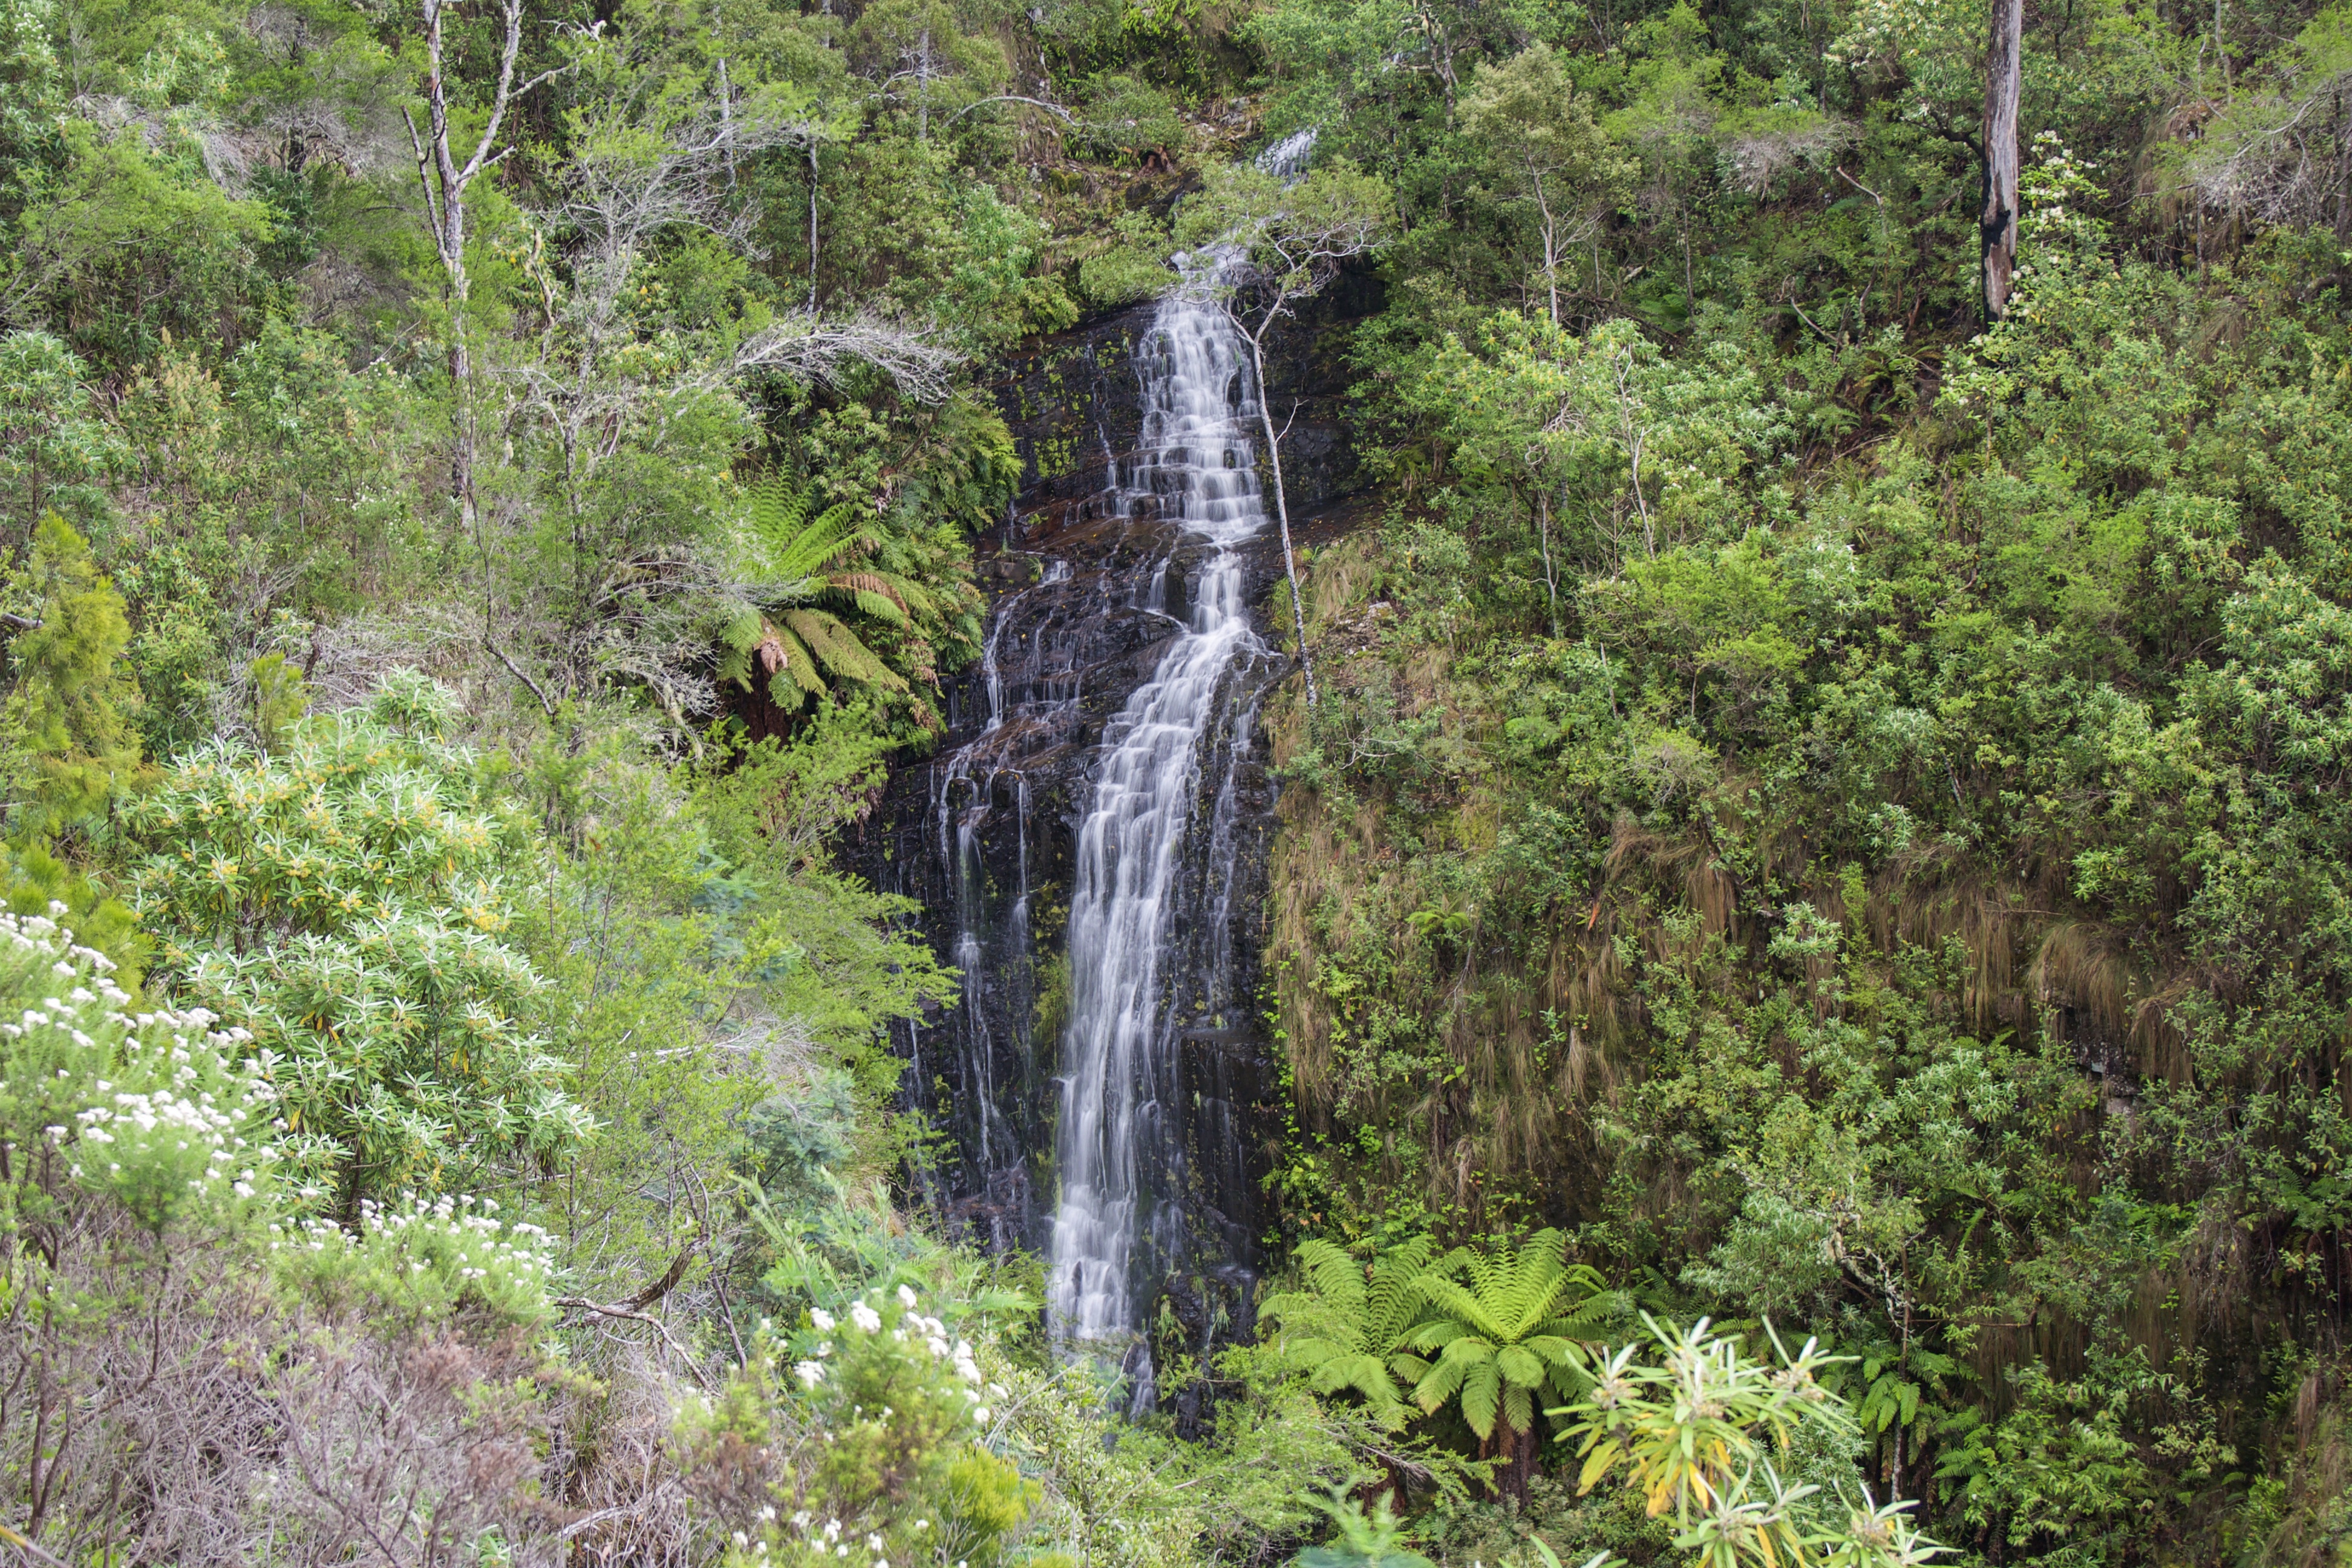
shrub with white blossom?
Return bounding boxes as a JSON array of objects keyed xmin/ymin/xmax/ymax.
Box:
[
  {"xmin": 122, "ymin": 676, "xmax": 590, "ymax": 1213},
  {"xmin": 274, "ymin": 1191, "xmax": 559, "ymax": 1326},
  {"xmin": 681, "ymin": 1281, "xmax": 1037, "ymax": 1568},
  {"xmin": 0, "ymin": 906, "xmax": 273, "ymax": 1235}
]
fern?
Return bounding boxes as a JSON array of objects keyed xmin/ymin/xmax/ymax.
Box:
[
  {"xmin": 1256, "ymin": 1235, "xmax": 1439, "ymax": 1427},
  {"xmin": 1396, "ymin": 1229, "xmax": 1615, "ymax": 1444},
  {"xmin": 717, "ymin": 475, "xmax": 934, "ymax": 714}
]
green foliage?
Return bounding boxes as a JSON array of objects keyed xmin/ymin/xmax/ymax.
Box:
[
  {"xmin": 0, "ymin": 906, "xmax": 269, "ymax": 1234},
  {"xmin": 1258, "ymin": 1233, "xmax": 1440, "ymax": 1425},
  {"xmin": 1399, "ymin": 1230, "xmax": 1613, "ymax": 1446},
  {"xmin": 0, "ymin": 332, "xmax": 121, "ymax": 534},
  {"xmin": 1563, "ymin": 1318, "xmax": 1944, "ymax": 1567},
  {"xmin": 276, "ymin": 1191, "xmax": 558, "ymax": 1328},
  {"xmin": 683, "ymin": 1278, "xmax": 1042, "ymax": 1567},
  {"xmin": 715, "ymin": 472, "xmax": 920, "ymax": 707},
  {"xmin": 124, "ymin": 679, "xmax": 588, "ymax": 1211},
  {"xmin": 1078, "ymin": 208, "xmax": 1178, "ymax": 306},
  {"xmin": 1, "ymin": 513, "xmax": 142, "ymax": 831},
  {"xmin": 1293, "ymin": 1487, "xmax": 1439, "ymax": 1567},
  {"xmin": 13, "ymin": 121, "xmax": 278, "ymax": 371}
]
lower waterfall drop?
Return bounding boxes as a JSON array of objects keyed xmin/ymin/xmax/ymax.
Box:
[{"xmin": 1044, "ymin": 259, "xmax": 1276, "ymax": 1351}]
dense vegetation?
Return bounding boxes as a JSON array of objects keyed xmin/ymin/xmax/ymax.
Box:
[{"xmin": 0, "ymin": 0, "xmax": 2349, "ymax": 1553}]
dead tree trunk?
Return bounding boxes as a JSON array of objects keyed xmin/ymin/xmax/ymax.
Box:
[
  {"xmin": 403, "ymin": 0, "xmax": 546, "ymax": 529},
  {"xmin": 1981, "ymin": 0, "xmax": 2024, "ymax": 322}
]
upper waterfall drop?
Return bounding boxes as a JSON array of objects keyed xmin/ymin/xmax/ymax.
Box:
[{"xmin": 1044, "ymin": 131, "xmax": 1316, "ymax": 1345}]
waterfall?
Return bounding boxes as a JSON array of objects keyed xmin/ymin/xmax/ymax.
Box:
[
  {"xmin": 881, "ymin": 129, "xmax": 1321, "ymax": 1368},
  {"xmin": 926, "ymin": 560, "xmax": 1073, "ymax": 1252},
  {"xmin": 1045, "ymin": 178, "xmax": 1301, "ymax": 1343}
]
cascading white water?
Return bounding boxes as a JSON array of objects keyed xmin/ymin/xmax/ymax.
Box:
[
  {"xmin": 932, "ymin": 560, "xmax": 1071, "ymax": 1205},
  {"xmin": 1047, "ymin": 130, "xmax": 1315, "ymax": 1342}
]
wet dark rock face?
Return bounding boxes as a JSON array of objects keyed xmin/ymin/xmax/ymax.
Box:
[{"xmin": 851, "ymin": 279, "xmax": 1371, "ymax": 1361}]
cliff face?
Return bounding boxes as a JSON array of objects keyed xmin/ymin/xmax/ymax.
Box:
[{"xmin": 851, "ymin": 279, "xmax": 1373, "ymax": 1369}]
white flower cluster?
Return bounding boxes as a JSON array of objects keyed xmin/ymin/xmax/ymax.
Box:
[
  {"xmin": 754, "ymin": 1510, "xmax": 952, "ymax": 1568},
  {"xmin": 791, "ymin": 1286, "xmax": 1000, "ymax": 1425},
  {"xmin": 0, "ymin": 911, "xmax": 275, "ymax": 1206},
  {"xmin": 269, "ymin": 1190, "xmax": 557, "ymax": 1321}
]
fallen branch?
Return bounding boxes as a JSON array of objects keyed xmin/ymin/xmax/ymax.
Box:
[
  {"xmin": 485, "ymin": 639, "xmax": 557, "ymax": 716},
  {"xmin": 554, "ymin": 1295, "xmax": 710, "ymax": 1386}
]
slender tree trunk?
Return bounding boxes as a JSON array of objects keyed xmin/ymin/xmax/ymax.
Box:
[
  {"xmin": 808, "ymin": 142, "xmax": 821, "ymax": 312},
  {"xmin": 1243, "ymin": 326, "xmax": 1318, "ymax": 708},
  {"xmin": 405, "ymin": 0, "xmax": 532, "ymax": 528},
  {"xmin": 1534, "ymin": 173, "xmax": 1561, "ymax": 325},
  {"xmin": 1536, "ymin": 491, "xmax": 1560, "ymax": 636},
  {"xmin": 1981, "ymin": 0, "xmax": 2024, "ymax": 321}
]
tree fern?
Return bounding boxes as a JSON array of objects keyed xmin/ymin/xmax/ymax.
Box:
[
  {"xmin": 1397, "ymin": 1229, "xmax": 1615, "ymax": 1446},
  {"xmin": 1256, "ymin": 1235, "xmax": 1439, "ymax": 1427},
  {"xmin": 716, "ymin": 475, "xmax": 932, "ymax": 711}
]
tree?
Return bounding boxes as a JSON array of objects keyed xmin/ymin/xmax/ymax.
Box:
[
  {"xmin": 1561, "ymin": 1317, "xmax": 1947, "ymax": 1568},
  {"xmin": 1394, "ymin": 1228, "xmax": 1613, "ymax": 1501},
  {"xmin": 1981, "ymin": 0, "xmax": 2023, "ymax": 320},
  {"xmin": 1175, "ymin": 155, "xmax": 1392, "ymax": 708},
  {"xmin": 1459, "ymin": 45, "xmax": 1629, "ymax": 325},
  {"xmin": 1, "ymin": 514, "xmax": 142, "ymax": 834},
  {"xmin": 0, "ymin": 333, "xmax": 120, "ymax": 537},
  {"xmin": 1256, "ymin": 1234, "xmax": 1440, "ymax": 1426},
  {"xmin": 403, "ymin": 0, "xmax": 565, "ymax": 526}
]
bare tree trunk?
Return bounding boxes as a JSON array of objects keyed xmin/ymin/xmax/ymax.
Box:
[
  {"xmin": 403, "ymin": 0, "xmax": 537, "ymax": 530},
  {"xmin": 1242, "ymin": 326, "xmax": 1318, "ymax": 708},
  {"xmin": 1534, "ymin": 174, "xmax": 1561, "ymax": 325},
  {"xmin": 1536, "ymin": 491, "xmax": 1560, "ymax": 636},
  {"xmin": 1981, "ymin": 0, "xmax": 2024, "ymax": 322}
]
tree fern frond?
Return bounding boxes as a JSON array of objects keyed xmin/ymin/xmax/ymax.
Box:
[
  {"xmin": 1404, "ymin": 1318, "xmax": 1472, "ymax": 1353},
  {"xmin": 746, "ymin": 474, "xmax": 813, "ymax": 541},
  {"xmin": 1292, "ymin": 1239, "xmax": 1371, "ymax": 1326},
  {"xmin": 1496, "ymin": 1344, "xmax": 1546, "ymax": 1387},
  {"xmin": 1416, "ymin": 1276, "xmax": 1510, "ymax": 1343},
  {"xmin": 1414, "ymin": 1350, "xmax": 1471, "ymax": 1415},
  {"xmin": 781, "ymin": 609, "xmax": 909, "ymax": 692},
  {"xmin": 1501, "ymin": 1382, "xmax": 1534, "ymax": 1442},
  {"xmin": 717, "ymin": 600, "xmax": 764, "ymax": 654},
  {"xmin": 756, "ymin": 619, "xmax": 825, "ymax": 701},
  {"xmin": 834, "ymin": 579, "xmax": 913, "ymax": 626},
  {"xmin": 770, "ymin": 499, "xmax": 871, "ymax": 579},
  {"xmin": 1365, "ymin": 1235, "xmax": 1439, "ymax": 1345},
  {"xmin": 1459, "ymin": 1362, "xmax": 1502, "ymax": 1439}
]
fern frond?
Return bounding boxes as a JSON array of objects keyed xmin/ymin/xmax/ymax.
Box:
[
  {"xmin": 756, "ymin": 619, "xmax": 825, "ymax": 701},
  {"xmin": 781, "ymin": 609, "xmax": 910, "ymax": 692},
  {"xmin": 771, "ymin": 500, "xmax": 871, "ymax": 579},
  {"xmin": 746, "ymin": 474, "xmax": 813, "ymax": 541},
  {"xmin": 1416, "ymin": 1276, "xmax": 1510, "ymax": 1343},
  {"xmin": 1293, "ymin": 1239, "xmax": 1371, "ymax": 1325},
  {"xmin": 1458, "ymin": 1360, "xmax": 1502, "ymax": 1439},
  {"xmin": 1365, "ymin": 1235, "xmax": 1439, "ymax": 1345}
]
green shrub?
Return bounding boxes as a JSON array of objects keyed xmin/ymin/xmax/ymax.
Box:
[{"xmin": 124, "ymin": 676, "xmax": 589, "ymax": 1212}]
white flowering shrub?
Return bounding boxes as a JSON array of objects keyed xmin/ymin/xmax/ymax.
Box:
[
  {"xmin": 0, "ymin": 906, "xmax": 273, "ymax": 1233},
  {"xmin": 679, "ymin": 1282, "xmax": 1037, "ymax": 1568},
  {"xmin": 274, "ymin": 1192, "xmax": 558, "ymax": 1326}
]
